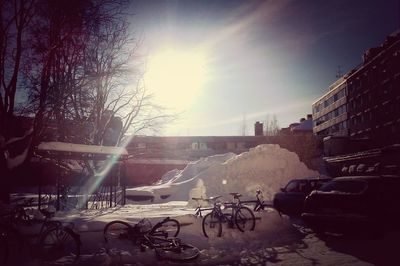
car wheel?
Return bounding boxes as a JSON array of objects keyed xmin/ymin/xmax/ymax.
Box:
[
  {"xmin": 367, "ymin": 222, "xmax": 385, "ymax": 240},
  {"xmin": 273, "ymin": 199, "xmax": 280, "ymax": 212},
  {"xmin": 309, "ymin": 222, "xmax": 325, "ymax": 235}
]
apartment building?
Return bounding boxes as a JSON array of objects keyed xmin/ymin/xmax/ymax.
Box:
[
  {"xmin": 312, "ymin": 77, "xmax": 348, "ymax": 137},
  {"xmin": 346, "ymin": 31, "xmax": 400, "ymax": 147},
  {"xmin": 312, "ymin": 30, "xmax": 400, "ymax": 148}
]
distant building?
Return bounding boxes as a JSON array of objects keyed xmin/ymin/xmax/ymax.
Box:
[
  {"xmin": 254, "ymin": 121, "xmax": 264, "ymax": 136},
  {"xmin": 292, "ymin": 114, "xmax": 313, "ymax": 133},
  {"xmin": 280, "ymin": 114, "xmax": 314, "ymax": 134},
  {"xmin": 127, "ymin": 135, "xmax": 269, "ymax": 161}
]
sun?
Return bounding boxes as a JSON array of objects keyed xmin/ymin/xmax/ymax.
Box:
[{"xmin": 145, "ymin": 49, "xmax": 207, "ymax": 110}]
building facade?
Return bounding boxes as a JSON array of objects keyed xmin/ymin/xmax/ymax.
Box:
[
  {"xmin": 312, "ymin": 77, "xmax": 348, "ymax": 137},
  {"xmin": 312, "ymin": 30, "xmax": 400, "ymax": 148},
  {"xmin": 346, "ymin": 31, "xmax": 400, "ymax": 147}
]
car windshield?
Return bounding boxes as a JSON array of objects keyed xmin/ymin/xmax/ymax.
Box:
[
  {"xmin": 318, "ymin": 180, "xmax": 367, "ymax": 193},
  {"xmin": 285, "ymin": 180, "xmax": 308, "ymax": 193}
]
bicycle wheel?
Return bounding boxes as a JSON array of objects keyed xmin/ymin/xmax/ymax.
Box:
[
  {"xmin": 0, "ymin": 233, "xmax": 7, "ymax": 264},
  {"xmin": 40, "ymin": 220, "xmax": 62, "ymax": 234},
  {"xmin": 150, "ymin": 218, "xmax": 180, "ymax": 238},
  {"xmin": 235, "ymin": 206, "xmax": 256, "ymax": 232},
  {"xmin": 254, "ymin": 202, "xmax": 264, "ymax": 212},
  {"xmin": 0, "ymin": 225, "xmax": 23, "ymax": 264},
  {"xmin": 155, "ymin": 242, "xmax": 200, "ymax": 261},
  {"xmin": 222, "ymin": 213, "xmax": 235, "ymax": 230},
  {"xmin": 103, "ymin": 220, "xmax": 133, "ymax": 243},
  {"xmin": 39, "ymin": 227, "xmax": 80, "ymax": 262},
  {"xmin": 14, "ymin": 206, "xmax": 30, "ymax": 225},
  {"xmin": 202, "ymin": 212, "xmax": 222, "ymax": 238}
]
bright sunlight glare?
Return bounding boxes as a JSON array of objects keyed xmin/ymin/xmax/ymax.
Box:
[{"xmin": 145, "ymin": 49, "xmax": 207, "ymax": 110}]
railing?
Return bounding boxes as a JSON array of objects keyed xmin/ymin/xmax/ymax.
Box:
[{"xmin": 87, "ymin": 185, "xmax": 125, "ymax": 210}]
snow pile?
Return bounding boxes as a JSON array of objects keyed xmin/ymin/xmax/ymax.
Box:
[{"xmin": 126, "ymin": 144, "xmax": 319, "ymax": 203}]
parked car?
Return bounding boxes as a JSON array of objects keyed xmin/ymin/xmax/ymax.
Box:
[
  {"xmin": 273, "ymin": 177, "xmax": 332, "ymax": 216},
  {"xmin": 301, "ymin": 175, "xmax": 400, "ymax": 234}
]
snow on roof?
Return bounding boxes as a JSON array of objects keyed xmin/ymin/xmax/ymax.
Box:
[
  {"xmin": 37, "ymin": 142, "xmax": 128, "ymax": 159},
  {"xmin": 292, "ymin": 118, "xmax": 313, "ymax": 131}
]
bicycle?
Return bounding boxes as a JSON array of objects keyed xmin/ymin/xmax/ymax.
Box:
[
  {"xmin": 224, "ymin": 193, "xmax": 256, "ymax": 232},
  {"xmin": 202, "ymin": 193, "xmax": 256, "ymax": 238},
  {"xmin": 0, "ymin": 198, "xmax": 81, "ymax": 264},
  {"xmin": 253, "ymin": 189, "xmax": 266, "ymax": 212},
  {"xmin": 240, "ymin": 189, "xmax": 273, "ymax": 212},
  {"xmin": 192, "ymin": 196, "xmax": 215, "ymax": 217},
  {"xmin": 0, "ymin": 226, "xmax": 7, "ymax": 264},
  {"xmin": 103, "ymin": 217, "xmax": 199, "ymax": 261}
]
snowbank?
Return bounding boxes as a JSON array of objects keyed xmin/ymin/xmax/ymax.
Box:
[{"xmin": 126, "ymin": 144, "xmax": 319, "ymax": 203}]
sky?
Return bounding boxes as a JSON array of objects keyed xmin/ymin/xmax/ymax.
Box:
[{"xmin": 128, "ymin": 0, "xmax": 400, "ymax": 136}]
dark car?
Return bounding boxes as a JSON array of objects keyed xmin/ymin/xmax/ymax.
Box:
[
  {"xmin": 301, "ymin": 175, "xmax": 400, "ymax": 234},
  {"xmin": 273, "ymin": 177, "xmax": 332, "ymax": 216}
]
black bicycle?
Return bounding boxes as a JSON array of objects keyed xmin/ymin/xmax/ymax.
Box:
[
  {"xmin": 0, "ymin": 198, "xmax": 81, "ymax": 264},
  {"xmin": 104, "ymin": 217, "xmax": 199, "ymax": 261},
  {"xmin": 192, "ymin": 196, "xmax": 215, "ymax": 217},
  {"xmin": 202, "ymin": 194, "xmax": 256, "ymax": 238},
  {"xmin": 240, "ymin": 189, "xmax": 274, "ymax": 212}
]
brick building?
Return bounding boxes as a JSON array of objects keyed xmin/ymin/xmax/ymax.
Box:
[
  {"xmin": 313, "ymin": 30, "xmax": 400, "ymax": 152},
  {"xmin": 346, "ymin": 31, "xmax": 400, "ymax": 146}
]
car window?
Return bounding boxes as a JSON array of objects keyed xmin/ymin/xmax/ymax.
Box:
[
  {"xmin": 309, "ymin": 181, "xmax": 317, "ymax": 189},
  {"xmin": 285, "ymin": 180, "xmax": 308, "ymax": 193},
  {"xmin": 285, "ymin": 180, "xmax": 299, "ymax": 192},
  {"xmin": 318, "ymin": 180, "xmax": 330, "ymax": 187},
  {"xmin": 298, "ymin": 181, "xmax": 308, "ymax": 192},
  {"xmin": 318, "ymin": 180, "xmax": 367, "ymax": 193},
  {"xmin": 310, "ymin": 180, "xmax": 329, "ymax": 190}
]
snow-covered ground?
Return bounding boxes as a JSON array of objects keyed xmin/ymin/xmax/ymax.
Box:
[
  {"xmin": 6, "ymin": 144, "xmax": 397, "ymax": 265},
  {"xmin": 11, "ymin": 202, "xmax": 398, "ymax": 266}
]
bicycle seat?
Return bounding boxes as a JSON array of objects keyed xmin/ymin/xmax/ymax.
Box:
[
  {"xmin": 229, "ymin": 193, "xmax": 242, "ymax": 199},
  {"xmin": 191, "ymin": 197, "xmax": 204, "ymax": 201}
]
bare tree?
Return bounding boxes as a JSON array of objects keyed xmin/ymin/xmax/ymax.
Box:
[
  {"xmin": 0, "ymin": 0, "xmax": 35, "ymax": 136},
  {"xmin": 25, "ymin": 0, "xmax": 173, "ymax": 148},
  {"xmin": 264, "ymin": 114, "xmax": 280, "ymax": 136}
]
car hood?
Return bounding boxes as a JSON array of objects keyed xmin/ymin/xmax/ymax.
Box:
[{"xmin": 303, "ymin": 190, "xmax": 373, "ymax": 215}]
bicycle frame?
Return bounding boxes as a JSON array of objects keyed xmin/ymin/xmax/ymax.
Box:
[
  {"xmin": 0, "ymin": 201, "xmax": 81, "ymax": 264},
  {"xmin": 142, "ymin": 233, "xmax": 179, "ymax": 249},
  {"xmin": 239, "ymin": 190, "xmax": 272, "ymax": 211},
  {"xmin": 104, "ymin": 217, "xmax": 199, "ymax": 261},
  {"xmin": 192, "ymin": 197, "xmax": 214, "ymax": 217},
  {"xmin": 207, "ymin": 201, "xmax": 235, "ymax": 225}
]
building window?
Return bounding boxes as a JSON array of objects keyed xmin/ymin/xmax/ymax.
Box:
[
  {"xmin": 191, "ymin": 142, "xmax": 199, "ymax": 150},
  {"xmin": 237, "ymin": 142, "xmax": 246, "ymax": 149},
  {"xmin": 137, "ymin": 143, "xmax": 146, "ymax": 149},
  {"xmin": 199, "ymin": 142, "xmax": 208, "ymax": 150},
  {"xmin": 352, "ymin": 117, "xmax": 357, "ymax": 126},
  {"xmin": 227, "ymin": 142, "xmax": 235, "ymax": 149}
]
